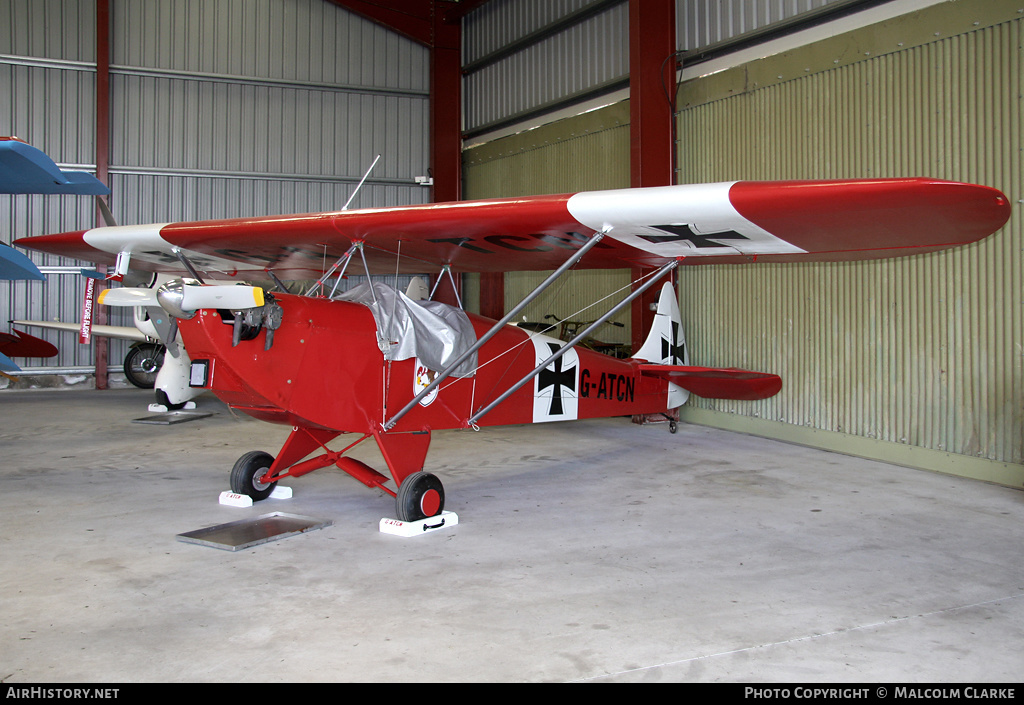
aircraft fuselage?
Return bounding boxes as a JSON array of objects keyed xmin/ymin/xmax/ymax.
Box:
[{"xmin": 177, "ymin": 291, "xmax": 675, "ymax": 435}]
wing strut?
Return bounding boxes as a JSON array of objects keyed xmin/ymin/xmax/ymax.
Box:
[
  {"xmin": 381, "ymin": 231, "xmax": 609, "ymax": 431},
  {"xmin": 265, "ymin": 269, "xmax": 289, "ymax": 293},
  {"xmin": 172, "ymin": 247, "xmax": 205, "ymax": 283},
  {"xmin": 304, "ymin": 242, "xmax": 359, "ymax": 298},
  {"xmin": 428, "ymin": 264, "xmax": 463, "ymax": 308},
  {"xmin": 466, "ymin": 258, "xmax": 681, "ymax": 427}
]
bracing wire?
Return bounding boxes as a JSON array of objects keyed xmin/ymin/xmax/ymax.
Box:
[{"xmin": 433, "ymin": 267, "xmax": 665, "ymax": 404}]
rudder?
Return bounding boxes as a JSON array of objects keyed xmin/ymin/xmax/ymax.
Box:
[{"xmin": 634, "ymin": 282, "xmax": 689, "ymax": 408}]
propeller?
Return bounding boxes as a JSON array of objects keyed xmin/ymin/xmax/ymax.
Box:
[
  {"xmin": 97, "ymin": 278, "xmax": 264, "ymax": 319},
  {"xmin": 172, "ymin": 280, "xmax": 264, "ymax": 315},
  {"xmin": 97, "ymin": 286, "xmax": 158, "ymax": 307}
]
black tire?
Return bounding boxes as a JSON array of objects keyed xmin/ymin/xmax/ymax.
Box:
[
  {"xmin": 123, "ymin": 344, "xmax": 165, "ymax": 389},
  {"xmin": 395, "ymin": 471, "xmax": 445, "ymax": 522},
  {"xmin": 230, "ymin": 451, "xmax": 277, "ymax": 501}
]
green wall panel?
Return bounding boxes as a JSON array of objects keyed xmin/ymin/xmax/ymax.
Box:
[
  {"xmin": 674, "ymin": 0, "xmax": 1023, "ymax": 484},
  {"xmin": 460, "ymin": 0, "xmax": 1023, "ymax": 485}
]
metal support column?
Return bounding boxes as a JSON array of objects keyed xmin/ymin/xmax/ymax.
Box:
[
  {"xmin": 93, "ymin": 0, "xmax": 111, "ymax": 390},
  {"xmin": 629, "ymin": 0, "xmax": 678, "ymax": 353}
]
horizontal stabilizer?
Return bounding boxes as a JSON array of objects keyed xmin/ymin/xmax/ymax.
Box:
[
  {"xmin": 0, "ymin": 329, "xmax": 59, "ymax": 358},
  {"xmin": 639, "ymin": 364, "xmax": 782, "ymax": 401}
]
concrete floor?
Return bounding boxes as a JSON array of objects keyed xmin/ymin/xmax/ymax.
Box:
[{"xmin": 1, "ymin": 387, "xmax": 1022, "ymax": 683}]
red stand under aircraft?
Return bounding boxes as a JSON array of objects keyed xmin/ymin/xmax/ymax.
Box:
[{"xmin": 15, "ymin": 178, "xmax": 1011, "ymax": 521}]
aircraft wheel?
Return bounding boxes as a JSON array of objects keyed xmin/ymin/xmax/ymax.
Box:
[
  {"xmin": 395, "ymin": 471, "xmax": 445, "ymax": 522},
  {"xmin": 154, "ymin": 389, "xmax": 187, "ymax": 411},
  {"xmin": 123, "ymin": 343, "xmax": 164, "ymax": 389},
  {"xmin": 669, "ymin": 420, "xmax": 678, "ymax": 434},
  {"xmin": 230, "ymin": 451, "xmax": 277, "ymax": 501}
]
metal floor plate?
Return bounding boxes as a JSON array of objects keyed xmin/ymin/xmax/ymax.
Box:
[
  {"xmin": 133, "ymin": 411, "xmax": 213, "ymax": 425},
  {"xmin": 176, "ymin": 512, "xmax": 333, "ymax": 551}
]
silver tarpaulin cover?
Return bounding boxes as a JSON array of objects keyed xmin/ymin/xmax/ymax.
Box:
[{"xmin": 335, "ymin": 282, "xmax": 478, "ymax": 377}]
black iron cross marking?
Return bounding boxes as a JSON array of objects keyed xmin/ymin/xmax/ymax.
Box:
[
  {"xmin": 662, "ymin": 321, "xmax": 685, "ymax": 366},
  {"xmin": 538, "ymin": 342, "xmax": 576, "ymax": 416},
  {"xmin": 642, "ymin": 224, "xmax": 750, "ymax": 249}
]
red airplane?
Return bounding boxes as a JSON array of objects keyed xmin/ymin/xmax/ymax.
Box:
[{"xmin": 15, "ymin": 178, "xmax": 1011, "ymax": 522}]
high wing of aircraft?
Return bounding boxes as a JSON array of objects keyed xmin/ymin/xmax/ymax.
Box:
[
  {"xmin": 13, "ymin": 178, "xmax": 1012, "ymax": 523},
  {"xmin": 17, "ymin": 179, "xmax": 1009, "ymax": 276}
]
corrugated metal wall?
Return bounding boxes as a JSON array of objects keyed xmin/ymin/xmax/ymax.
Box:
[
  {"xmin": 462, "ymin": 0, "xmax": 860, "ymax": 140},
  {"xmin": 463, "ymin": 100, "xmax": 633, "ymax": 341},
  {"xmin": 1, "ymin": 0, "xmax": 106, "ymax": 369},
  {"xmin": 463, "ymin": 100, "xmax": 630, "ymax": 198},
  {"xmin": 673, "ymin": 0, "xmax": 1023, "ymax": 478},
  {"xmin": 460, "ymin": 0, "xmax": 877, "ymax": 352},
  {"xmin": 1, "ymin": 0, "xmax": 430, "ymax": 378},
  {"xmin": 462, "ymin": 0, "xmax": 1021, "ymax": 483},
  {"xmin": 464, "ymin": 0, "xmax": 611, "ymax": 60},
  {"xmin": 677, "ymin": 0, "xmax": 854, "ymax": 50},
  {"xmin": 108, "ymin": 0, "xmax": 429, "ymax": 223},
  {"xmin": 462, "ymin": 0, "xmax": 629, "ymax": 137},
  {"xmin": 460, "ymin": 0, "xmax": 870, "ymax": 353}
]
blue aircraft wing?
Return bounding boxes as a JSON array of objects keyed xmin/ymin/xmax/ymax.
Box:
[
  {"xmin": 0, "ymin": 137, "xmax": 109, "ymax": 195},
  {"xmin": 0, "ymin": 243, "xmax": 44, "ymax": 281},
  {"xmin": 0, "ymin": 350, "xmax": 21, "ymax": 373}
]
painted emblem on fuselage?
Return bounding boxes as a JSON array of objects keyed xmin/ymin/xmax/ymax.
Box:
[
  {"xmin": 414, "ymin": 358, "xmax": 439, "ymax": 406},
  {"xmin": 531, "ymin": 335, "xmax": 579, "ymax": 422}
]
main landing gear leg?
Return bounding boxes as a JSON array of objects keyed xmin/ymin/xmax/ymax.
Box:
[
  {"xmin": 373, "ymin": 429, "xmax": 443, "ymax": 522},
  {"xmin": 227, "ymin": 427, "xmax": 444, "ymax": 524},
  {"xmin": 229, "ymin": 427, "xmax": 342, "ymax": 502}
]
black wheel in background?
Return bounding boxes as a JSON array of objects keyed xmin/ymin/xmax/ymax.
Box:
[{"xmin": 123, "ymin": 343, "xmax": 165, "ymax": 389}]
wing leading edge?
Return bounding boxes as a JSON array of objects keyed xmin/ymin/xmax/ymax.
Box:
[{"xmin": 14, "ymin": 178, "xmax": 1010, "ymax": 277}]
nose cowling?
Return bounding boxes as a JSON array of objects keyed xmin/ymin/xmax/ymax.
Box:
[{"xmin": 156, "ymin": 278, "xmax": 197, "ymax": 319}]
